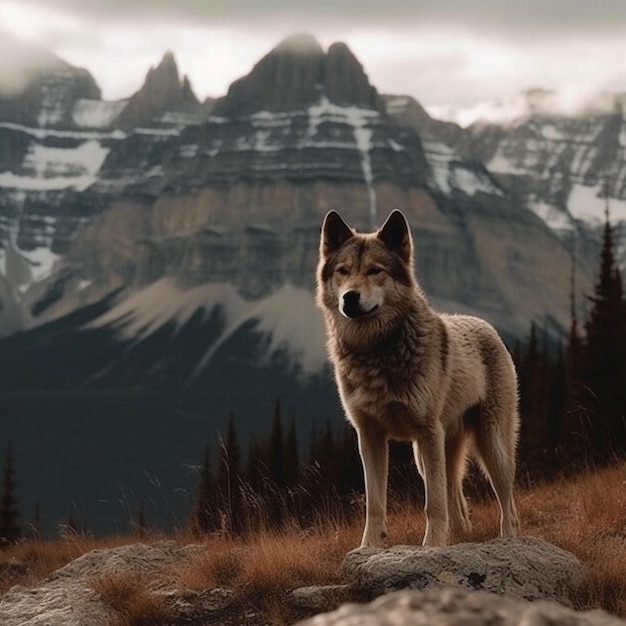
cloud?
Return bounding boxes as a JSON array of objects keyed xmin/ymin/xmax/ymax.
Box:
[
  {"xmin": 2, "ymin": 0, "xmax": 626, "ymax": 118},
  {"xmin": 9, "ymin": 0, "xmax": 626, "ymax": 29}
]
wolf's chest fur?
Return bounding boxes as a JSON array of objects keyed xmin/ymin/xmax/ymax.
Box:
[{"xmin": 332, "ymin": 313, "xmax": 445, "ymax": 439}]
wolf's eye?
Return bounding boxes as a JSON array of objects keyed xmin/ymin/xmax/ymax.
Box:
[
  {"xmin": 336, "ymin": 267, "xmax": 349, "ymax": 276},
  {"xmin": 367, "ymin": 267, "xmax": 384, "ymax": 276}
]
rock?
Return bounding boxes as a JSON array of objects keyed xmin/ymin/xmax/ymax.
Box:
[
  {"xmin": 158, "ymin": 587, "xmax": 235, "ymax": 619},
  {"xmin": 290, "ymin": 585, "xmax": 352, "ymax": 612},
  {"xmin": 294, "ymin": 587, "xmax": 626, "ymax": 626},
  {"xmin": 342, "ymin": 537, "xmax": 586, "ymax": 607},
  {"xmin": 0, "ymin": 542, "xmax": 205, "ymax": 626}
]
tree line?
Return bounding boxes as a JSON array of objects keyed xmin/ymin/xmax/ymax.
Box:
[
  {"xmin": 516, "ymin": 206, "xmax": 626, "ymax": 474},
  {"xmin": 2, "ymin": 207, "xmax": 625, "ymax": 543}
]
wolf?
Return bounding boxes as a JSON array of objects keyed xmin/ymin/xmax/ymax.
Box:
[{"xmin": 316, "ymin": 209, "xmax": 520, "ymax": 548}]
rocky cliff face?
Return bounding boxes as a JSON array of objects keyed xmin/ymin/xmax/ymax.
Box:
[
  {"xmin": 386, "ymin": 89, "xmax": 626, "ymax": 266},
  {"xmin": 1, "ymin": 34, "xmax": 589, "ymax": 348}
]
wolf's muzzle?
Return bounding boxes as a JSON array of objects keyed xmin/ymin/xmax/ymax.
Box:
[{"xmin": 341, "ymin": 290, "xmax": 378, "ymax": 319}]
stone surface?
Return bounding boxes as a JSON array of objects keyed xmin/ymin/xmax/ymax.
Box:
[
  {"xmin": 0, "ymin": 542, "xmax": 204, "ymax": 626},
  {"xmin": 290, "ymin": 584, "xmax": 352, "ymax": 612},
  {"xmin": 294, "ymin": 587, "xmax": 626, "ymax": 626},
  {"xmin": 342, "ymin": 537, "xmax": 586, "ymax": 608}
]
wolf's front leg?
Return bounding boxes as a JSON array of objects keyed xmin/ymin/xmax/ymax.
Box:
[
  {"xmin": 414, "ymin": 426, "xmax": 448, "ymax": 546},
  {"xmin": 357, "ymin": 425, "xmax": 389, "ymax": 547}
]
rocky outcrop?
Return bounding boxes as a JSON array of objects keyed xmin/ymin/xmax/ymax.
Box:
[
  {"xmin": 0, "ymin": 539, "xmax": 620, "ymax": 626},
  {"xmin": 294, "ymin": 587, "xmax": 626, "ymax": 626},
  {"xmin": 0, "ymin": 542, "xmax": 207, "ymax": 626},
  {"xmin": 341, "ymin": 538, "xmax": 586, "ymax": 607}
]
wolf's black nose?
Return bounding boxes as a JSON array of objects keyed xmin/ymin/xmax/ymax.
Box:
[
  {"xmin": 343, "ymin": 290, "xmax": 360, "ymax": 307},
  {"xmin": 342, "ymin": 290, "xmax": 362, "ymax": 318}
]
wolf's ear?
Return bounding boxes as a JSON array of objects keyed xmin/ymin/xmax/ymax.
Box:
[
  {"xmin": 321, "ymin": 211, "xmax": 354, "ymax": 257},
  {"xmin": 377, "ymin": 210, "xmax": 413, "ymax": 263}
]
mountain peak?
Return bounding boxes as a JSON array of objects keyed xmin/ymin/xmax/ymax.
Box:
[
  {"xmin": 114, "ymin": 50, "xmax": 200, "ymax": 129},
  {"xmin": 214, "ymin": 34, "xmax": 381, "ymax": 116},
  {"xmin": 275, "ymin": 33, "xmax": 324, "ymax": 55}
]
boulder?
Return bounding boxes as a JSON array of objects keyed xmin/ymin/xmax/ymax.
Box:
[
  {"xmin": 0, "ymin": 541, "xmax": 204, "ymax": 626},
  {"xmin": 294, "ymin": 587, "xmax": 626, "ymax": 626},
  {"xmin": 342, "ymin": 537, "xmax": 586, "ymax": 607}
]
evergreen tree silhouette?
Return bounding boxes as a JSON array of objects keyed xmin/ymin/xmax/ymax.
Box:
[
  {"xmin": 31, "ymin": 499, "xmax": 42, "ymax": 539},
  {"xmin": 0, "ymin": 441, "xmax": 21, "ymax": 546},
  {"xmin": 134, "ymin": 503, "xmax": 148, "ymax": 539},
  {"xmin": 245, "ymin": 436, "xmax": 267, "ymax": 495},
  {"xmin": 190, "ymin": 445, "xmax": 216, "ymax": 536},
  {"xmin": 268, "ymin": 399, "xmax": 286, "ymax": 488},
  {"xmin": 583, "ymin": 199, "xmax": 626, "ymax": 460},
  {"xmin": 216, "ymin": 414, "xmax": 244, "ymax": 534},
  {"xmin": 284, "ymin": 416, "xmax": 300, "ymax": 488}
]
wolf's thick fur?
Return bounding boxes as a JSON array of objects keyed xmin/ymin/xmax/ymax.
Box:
[{"xmin": 316, "ymin": 210, "xmax": 520, "ymax": 548}]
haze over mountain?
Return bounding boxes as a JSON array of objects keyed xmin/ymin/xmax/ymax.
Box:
[{"xmin": 0, "ymin": 33, "xmax": 623, "ymax": 534}]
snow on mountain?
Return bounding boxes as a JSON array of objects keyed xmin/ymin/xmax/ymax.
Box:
[
  {"xmin": 308, "ymin": 97, "xmax": 379, "ymax": 223},
  {"xmin": 2, "ymin": 139, "xmax": 111, "ymax": 192},
  {"xmin": 423, "ymin": 137, "xmax": 502, "ymax": 197},
  {"xmin": 528, "ymin": 200, "xmax": 575, "ymax": 233},
  {"xmin": 451, "ymin": 88, "xmax": 619, "ymax": 128},
  {"xmin": 87, "ymin": 278, "xmax": 244, "ymax": 340},
  {"xmin": 568, "ymin": 183, "xmax": 626, "ymax": 224},
  {"xmin": 72, "ymin": 98, "xmax": 129, "ymax": 128},
  {"xmin": 87, "ymin": 278, "xmax": 328, "ymax": 377},
  {"xmin": 193, "ymin": 282, "xmax": 327, "ymax": 377}
]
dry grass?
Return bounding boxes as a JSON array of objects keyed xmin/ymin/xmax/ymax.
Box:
[
  {"xmin": 91, "ymin": 572, "xmax": 175, "ymax": 626},
  {"xmin": 3, "ymin": 461, "xmax": 626, "ymax": 623}
]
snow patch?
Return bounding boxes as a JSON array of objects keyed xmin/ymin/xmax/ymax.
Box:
[
  {"xmin": 88, "ymin": 278, "xmax": 244, "ymax": 341},
  {"xmin": 193, "ymin": 282, "xmax": 326, "ymax": 377},
  {"xmin": 89, "ymin": 278, "xmax": 328, "ymax": 377},
  {"xmin": 422, "ymin": 140, "xmax": 501, "ymax": 196},
  {"xmin": 449, "ymin": 165, "xmax": 500, "ymax": 197},
  {"xmin": 569, "ymin": 184, "xmax": 626, "ymax": 223},
  {"xmin": 308, "ymin": 97, "xmax": 379, "ymax": 227},
  {"xmin": 5, "ymin": 236, "xmax": 61, "ymax": 294},
  {"xmin": 529, "ymin": 201, "xmax": 575, "ymax": 232},
  {"xmin": 72, "ymin": 99, "xmax": 128, "ymax": 128},
  {"xmin": 0, "ymin": 121, "xmax": 126, "ymax": 141},
  {"xmin": 0, "ymin": 140, "xmax": 110, "ymax": 192}
]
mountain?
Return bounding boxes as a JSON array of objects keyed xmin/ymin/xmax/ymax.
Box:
[
  {"xmin": 0, "ymin": 34, "xmax": 617, "ymax": 534},
  {"xmin": 386, "ymin": 89, "xmax": 626, "ymax": 264}
]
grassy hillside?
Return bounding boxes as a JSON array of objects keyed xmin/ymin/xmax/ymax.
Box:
[{"xmin": 2, "ymin": 460, "xmax": 626, "ymax": 624}]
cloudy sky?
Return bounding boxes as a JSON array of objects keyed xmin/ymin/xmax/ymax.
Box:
[{"xmin": 2, "ymin": 0, "xmax": 626, "ymax": 124}]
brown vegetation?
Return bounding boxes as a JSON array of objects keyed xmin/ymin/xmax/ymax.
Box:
[{"xmin": 2, "ymin": 461, "xmax": 626, "ymax": 624}]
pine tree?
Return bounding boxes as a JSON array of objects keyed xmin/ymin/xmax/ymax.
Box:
[
  {"xmin": 190, "ymin": 445, "xmax": 216, "ymax": 536},
  {"xmin": 31, "ymin": 499, "xmax": 42, "ymax": 539},
  {"xmin": 134, "ymin": 503, "xmax": 148, "ymax": 539},
  {"xmin": 583, "ymin": 199, "xmax": 626, "ymax": 460},
  {"xmin": 563, "ymin": 242, "xmax": 590, "ymax": 458},
  {"xmin": 284, "ymin": 417, "xmax": 300, "ymax": 488},
  {"xmin": 268, "ymin": 399, "xmax": 286, "ymax": 488},
  {"xmin": 0, "ymin": 441, "xmax": 21, "ymax": 546},
  {"xmin": 246, "ymin": 436, "xmax": 267, "ymax": 495},
  {"xmin": 216, "ymin": 414, "xmax": 244, "ymax": 534}
]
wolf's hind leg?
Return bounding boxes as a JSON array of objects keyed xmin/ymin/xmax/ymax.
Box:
[{"xmin": 474, "ymin": 406, "xmax": 520, "ymax": 538}]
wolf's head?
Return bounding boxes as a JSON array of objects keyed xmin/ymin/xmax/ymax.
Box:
[{"xmin": 316, "ymin": 211, "xmax": 418, "ymax": 337}]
